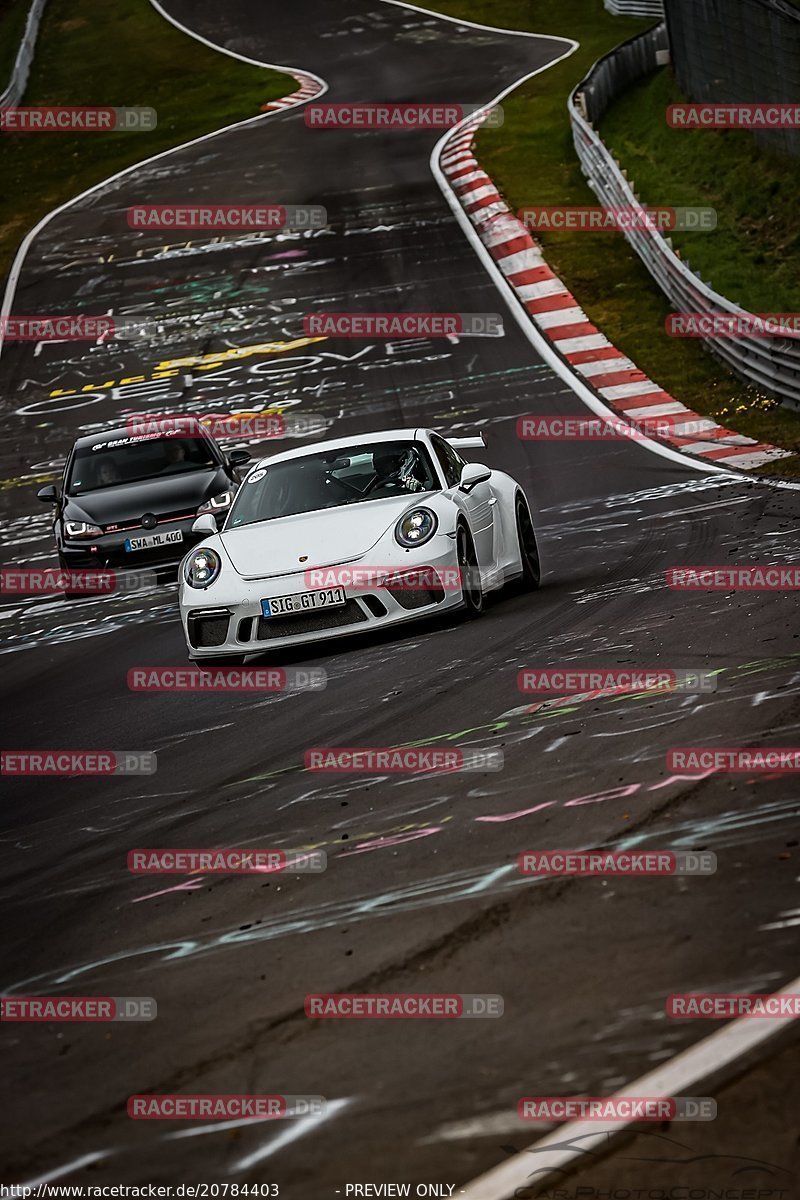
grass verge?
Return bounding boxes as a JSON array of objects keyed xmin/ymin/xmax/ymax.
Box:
[
  {"xmin": 601, "ymin": 69, "xmax": 800, "ymax": 313},
  {"xmin": 423, "ymin": 0, "xmax": 800, "ymax": 474},
  {"xmin": 0, "ymin": 0, "xmax": 32, "ymax": 89},
  {"xmin": 0, "ymin": 0, "xmax": 296, "ymax": 278}
]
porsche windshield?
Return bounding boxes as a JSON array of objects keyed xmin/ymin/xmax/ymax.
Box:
[
  {"xmin": 67, "ymin": 435, "xmax": 218, "ymax": 494},
  {"xmin": 228, "ymin": 441, "xmax": 438, "ymax": 529}
]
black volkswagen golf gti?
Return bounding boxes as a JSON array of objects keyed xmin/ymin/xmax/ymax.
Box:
[{"xmin": 37, "ymin": 420, "xmax": 251, "ymax": 570}]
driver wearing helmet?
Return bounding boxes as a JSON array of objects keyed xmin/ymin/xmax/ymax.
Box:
[{"xmin": 371, "ymin": 447, "xmax": 426, "ymax": 493}]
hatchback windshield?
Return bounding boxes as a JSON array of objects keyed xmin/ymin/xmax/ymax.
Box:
[
  {"xmin": 68, "ymin": 435, "xmax": 218, "ymax": 494},
  {"xmin": 228, "ymin": 441, "xmax": 439, "ymax": 529}
]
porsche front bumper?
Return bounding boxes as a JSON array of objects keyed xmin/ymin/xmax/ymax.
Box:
[{"xmin": 180, "ymin": 548, "xmax": 465, "ymax": 657}]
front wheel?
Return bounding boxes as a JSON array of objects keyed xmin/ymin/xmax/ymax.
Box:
[
  {"xmin": 457, "ymin": 524, "xmax": 484, "ymax": 618},
  {"xmin": 515, "ymin": 497, "xmax": 541, "ymax": 591}
]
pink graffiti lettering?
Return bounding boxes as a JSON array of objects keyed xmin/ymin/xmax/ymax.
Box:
[{"xmin": 338, "ymin": 827, "xmax": 443, "ymax": 856}]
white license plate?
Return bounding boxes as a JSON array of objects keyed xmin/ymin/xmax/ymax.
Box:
[
  {"xmin": 262, "ymin": 587, "xmax": 346, "ymax": 618},
  {"xmin": 124, "ymin": 530, "xmax": 184, "ymax": 552}
]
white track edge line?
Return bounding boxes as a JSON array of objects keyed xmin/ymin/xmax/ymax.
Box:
[
  {"xmin": 21, "ymin": 1151, "xmax": 114, "ymax": 1188},
  {"xmin": 459, "ymin": 974, "xmax": 800, "ymax": 1200},
  {"xmin": 147, "ymin": 0, "xmax": 326, "ymax": 78},
  {"xmin": 0, "ymin": 0, "xmax": 329, "ymax": 360},
  {"xmin": 228, "ymin": 1097, "xmax": 352, "ymax": 1173},
  {"xmin": 381, "ymin": 0, "xmax": 577, "ymax": 44}
]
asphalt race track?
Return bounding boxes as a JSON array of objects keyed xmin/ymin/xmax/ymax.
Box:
[{"xmin": 1, "ymin": 0, "xmax": 798, "ymax": 1192}]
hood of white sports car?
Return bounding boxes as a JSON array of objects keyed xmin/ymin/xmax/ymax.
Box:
[{"xmin": 220, "ymin": 496, "xmax": 435, "ymax": 579}]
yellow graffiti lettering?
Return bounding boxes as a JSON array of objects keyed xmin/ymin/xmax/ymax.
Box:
[
  {"xmin": 47, "ymin": 337, "xmax": 328, "ymax": 397},
  {"xmin": 157, "ymin": 336, "xmax": 326, "ymax": 371}
]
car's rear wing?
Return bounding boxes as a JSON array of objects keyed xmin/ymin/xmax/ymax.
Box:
[{"xmin": 447, "ymin": 435, "xmax": 486, "ymax": 450}]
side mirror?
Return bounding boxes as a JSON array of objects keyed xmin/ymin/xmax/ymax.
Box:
[
  {"xmin": 37, "ymin": 485, "xmax": 59, "ymax": 503},
  {"xmin": 228, "ymin": 449, "xmax": 252, "ymax": 468},
  {"xmin": 459, "ymin": 462, "xmax": 491, "ymax": 493},
  {"xmin": 191, "ymin": 514, "xmax": 218, "ymax": 535}
]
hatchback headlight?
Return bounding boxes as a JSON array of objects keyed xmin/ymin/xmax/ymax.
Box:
[
  {"xmin": 395, "ymin": 508, "xmax": 437, "ymax": 548},
  {"xmin": 184, "ymin": 547, "xmax": 221, "ymax": 589},
  {"xmin": 65, "ymin": 521, "xmax": 102, "ymax": 538},
  {"xmin": 197, "ymin": 490, "xmax": 234, "ymax": 514}
]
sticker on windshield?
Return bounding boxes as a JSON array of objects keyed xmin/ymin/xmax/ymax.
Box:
[
  {"xmin": 90, "ymin": 431, "xmax": 179, "ymax": 450},
  {"xmin": 247, "ymin": 468, "xmax": 267, "ymax": 483}
]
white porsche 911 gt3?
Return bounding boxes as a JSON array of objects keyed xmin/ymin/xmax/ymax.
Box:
[{"xmin": 179, "ymin": 428, "xmax": 540, "ymax": 663}]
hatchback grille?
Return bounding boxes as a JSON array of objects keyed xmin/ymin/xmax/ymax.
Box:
[{"xmin": 103, "ymin": 510, "xmax": 197, "ymax": 534}]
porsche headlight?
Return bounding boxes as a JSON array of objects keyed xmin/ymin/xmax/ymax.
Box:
[
  {"xmin": 197, "ymin": 490, "xmax": 234, "ymax": 514},
  {"xmin": 65, "ymin": 521, "xmax": 103, "ymax": 538},
  {"xmin": 395, "ymin": 508, "xmax": 437, "ymax": 548},
  {"xmin": 184, "ymin": 547, "xmax": 221, "ymax": 589}
]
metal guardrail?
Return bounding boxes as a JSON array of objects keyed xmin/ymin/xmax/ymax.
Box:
[
  {"xmin": 569, "ymin": 23, "xmax": 800, "ymax": 410},
  {"xmin": 604, "ymin": 0, "xmax": 664, "ymax": 16},
  {"xmin": 1, "ymin": 0, "xmax": 48, "ymax": 108}
]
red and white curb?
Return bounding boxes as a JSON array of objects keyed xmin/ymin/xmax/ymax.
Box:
[
  {"xmin": 261, "ymin": 71, "xmax": 324, "ymax": 112},
  {"xmin": 439, "ymin": 115, "xmax": 791, "ymax": 472}
]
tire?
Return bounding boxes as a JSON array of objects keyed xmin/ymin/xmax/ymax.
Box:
[
  {"xmin": 457, "ymin": 523, "xmax": 484, "ymax": 618},
  {"xmin": 190, "ymin": 654, "xmax": 247, "ymax": 666},
  {"xmin": 515, "ymin": 497, "xmax": 541, "ymax": 591}
]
